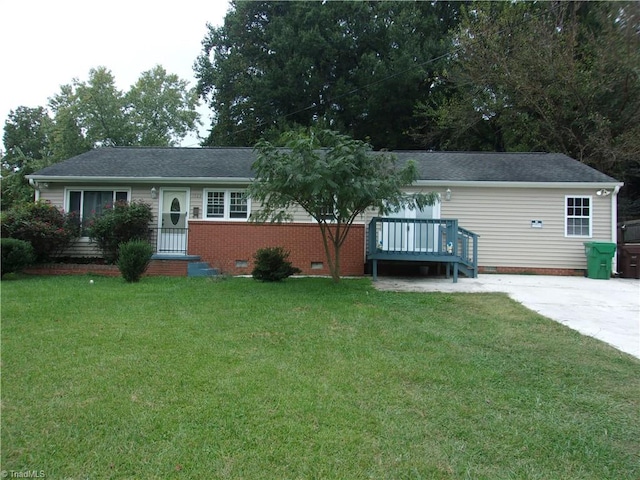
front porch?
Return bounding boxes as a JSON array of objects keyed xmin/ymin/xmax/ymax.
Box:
[{"xmin": 366, "ymin": 217, "xmax": 479, "ymax": 283}]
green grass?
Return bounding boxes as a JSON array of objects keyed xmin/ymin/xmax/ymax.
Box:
[{"xmin": 1, "ymin": 275, "xmax": 639, "ymax": 479}]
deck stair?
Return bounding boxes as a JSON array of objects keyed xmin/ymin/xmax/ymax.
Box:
[{"xmin": 366, "ymin": 217, "xmax": 479, "ymax": 283}]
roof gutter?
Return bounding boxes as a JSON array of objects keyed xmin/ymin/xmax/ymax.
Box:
[
  {"xmin": 412, "ymin": 180, "xmax": 624, "ymax": 189},
  {"xmin": 611, "ymin": 184, "xmax": 622, "ymax": 274},
  {"xmin": 26, "ymin": 176, "xmax": 622, "ymax": 190},
  {"xmin": 25, "ymin": 175, "xmax": 254, "ymax": 185},
  {"xmin": 28, "ymin": 178, "xmax": 41, "ymax": 201}
]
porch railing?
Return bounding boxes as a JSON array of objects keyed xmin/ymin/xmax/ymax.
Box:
[
  {"xmin": 367, "ymin": 217, "xmax": 459, "ymax": 256},
  {"xmin": 366, "ymin": 217, "xmax": 479, "ymax": 281},
  {"xmin": 147, "ymin": 228, "xmax": 188, "ymax": 255}
]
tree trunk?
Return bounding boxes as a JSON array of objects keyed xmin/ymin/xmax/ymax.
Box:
[
  {"xmin": 330, "ymin": 240, "xmax": 341, "ymax": 283},
  {"xmin": 318, "ymin": 223, "xmax": 341, "ymax": 283}
]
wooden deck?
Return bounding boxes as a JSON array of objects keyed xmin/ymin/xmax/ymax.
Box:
[{"xmin": 366, "ymin": 217, "xmax": 479, "ymax": 283}]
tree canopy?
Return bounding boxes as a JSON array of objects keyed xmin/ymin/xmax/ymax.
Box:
[
  {"xmin": 249, "ymin": 128, "xmax": 437, "ymax": 282},
  {"xmin": 1, "ymin": 65, "xmax": 200, "ymax": 210},
  {"xmin": 49, "ymin": 66, "xmax": 200, "ymax": 148},
  {"xmin": 413, "ymin": 1, "xmax": 640, "ymax": 217},
  {"xmin": 195, "ymin": 0, "xmax": 464, "ymax": 149}
]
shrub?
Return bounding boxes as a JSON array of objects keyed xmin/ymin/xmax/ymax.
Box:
[
  {"xmin": 117, "ymin": 240, "xmax": 154, "ymax": 282},
  {"xmin": 87, "ymin": 200, "xmax": 153, "ymax": 263},
  {"xmin": 1, "ymin": 238, "xmax": 36, "ymax": 277},
  {"xmin": 1, "ymin": 201, "xmax": 80, "ymax": 262},
  {"xmin": 252, "ymin": 246, "xmax": 301, "ymax": 282}
]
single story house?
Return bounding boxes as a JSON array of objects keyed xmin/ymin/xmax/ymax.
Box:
[{"xmin": 26, "ymin": 147, "xmax": 622, "ymax": 278}]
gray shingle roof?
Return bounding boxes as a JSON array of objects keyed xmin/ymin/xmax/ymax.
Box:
[{"xmin": 29, "ymin": 146, "xmax": 619, "ymax": 183}]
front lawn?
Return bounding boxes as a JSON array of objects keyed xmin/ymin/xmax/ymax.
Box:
[{"xmin": 2, "ymin": 276, "xmax": 638, "ymax": 479}]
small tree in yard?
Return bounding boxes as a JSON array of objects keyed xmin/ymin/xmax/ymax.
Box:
[{"xmin": 249, "ymin": 128, "xmax": 437, "ymax": 283}]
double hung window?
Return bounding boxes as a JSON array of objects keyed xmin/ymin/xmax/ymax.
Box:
[
  {"xmin": 565, "ymin": 196, "xmax": 591, "ymax": 237},
  {"xmin": 205, "ymin": 190, "xmax": 250, "ymax": 220}
]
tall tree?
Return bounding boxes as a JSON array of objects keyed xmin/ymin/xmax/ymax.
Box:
[
  {"xmin": 2, "ymin": 106, "xmax": 51, "ymax": 171},
  {"xmin": 414, "ymin": 1, "xmax": 640, "ymax": 216},
  {"xmin": 1, "ymin": 107, "xmax": 54, "ymax": 210},
  {"xmin": 195, "ymin": 0, "xmax": 463, "ymax": 149},
  {"xmin": 126, "ymin": 65, "xmax": 200, "ymax": 146},
  {"xmin": 50, "ymin": 67, "xmax": 135, "ymax": 146},
  {"xmin": 249, "ymin": 128, "xmax": 437, "ymax": 283},
  {"xmin": 49, "ymin": 66, "xmax": 200, "ymax": 148}
]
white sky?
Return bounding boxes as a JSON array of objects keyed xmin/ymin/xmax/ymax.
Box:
[{"xmin": 0, "ymin": 0, "xmax": 231, "ymax": 149}]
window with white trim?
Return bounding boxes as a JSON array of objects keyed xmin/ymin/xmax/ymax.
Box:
[
  {"xmin": 204, "ymin": 190, "xmax": 250, "ymax": 220},
  {"xmin": 565, "ymin": 196, "xmax": 591, "ymax": 237},
  {"xmin": 67, "ymin": 188, "xmax": 130, "ymax": 232}
]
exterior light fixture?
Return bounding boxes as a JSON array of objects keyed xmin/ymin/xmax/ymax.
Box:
[
  {"xmin": 151, "ymin": 187, "xmax": 158, "ymax": 199},
  {"xmin": 445, "ymin": 188, "xmax": 452, "ymax": 201},
  {"xmin": 596, "ymin": 189, "xmax": 611, "ymax": 197}
]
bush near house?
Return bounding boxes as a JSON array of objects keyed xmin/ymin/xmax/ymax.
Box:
[
  {"xmin": 252, "ymin": 246, "xmax": 301, "ymax": 282},
  {"xmin": 1, "ymin": 238, "xmax": 35, "ymax": 277},
  {"xmin": 0, "ymin": 201, "xmax": 80, "ymax": 262},
  {"xmin": 117, "ymin": 240, "xmax": 154, "ymax": 282},
  {"xmin": 87, "ymin": 200, "xmax": 153, "ymax": 264}
]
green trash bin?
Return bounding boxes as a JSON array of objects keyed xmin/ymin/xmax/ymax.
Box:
[{"xmin": 584, "ymin": 242, "xmax": 616, "ymax": 279}]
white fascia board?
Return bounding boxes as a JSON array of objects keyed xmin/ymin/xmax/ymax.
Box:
[
  {"xmin": 25, "ymin": 175, "xmax": 253, "ymax": 185},
  {"xmin": 412, "ymin": 180, "xmax": 624, "ymax": 189}
]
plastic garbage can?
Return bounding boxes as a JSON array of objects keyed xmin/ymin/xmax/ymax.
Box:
[
  {"xmin": 618, "ymin": 243, "xmax": 640, "ymax": 279},
  {"xmin": 584, "ymin": 242, "xmax": 616, "ymax": 279}
]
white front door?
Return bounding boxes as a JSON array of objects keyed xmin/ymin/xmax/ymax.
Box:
[{"xmin": 158, "ymin": 189, "xmax": 189, "ymax": 254}]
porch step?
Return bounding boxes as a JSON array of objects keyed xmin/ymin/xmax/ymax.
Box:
[{"xmin": 187, "ymin": 262, "xmax": 219, "ymax": 278}]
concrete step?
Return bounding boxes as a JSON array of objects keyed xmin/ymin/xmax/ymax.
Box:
[{"xmin": 188, "ymin": 262, "xmax": 219, "ymax": 277}]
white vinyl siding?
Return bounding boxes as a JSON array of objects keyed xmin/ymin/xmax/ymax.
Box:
[{"xmin": 435, "ymin": 187, "xmax": 611, "ymax": 270}]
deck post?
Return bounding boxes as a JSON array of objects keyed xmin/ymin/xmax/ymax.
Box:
[
  {"xmin": 372, "ymin": 259, "xmax": 378, "ymax": 281},
  {"xmin": 473, "ymin": 234, "xmax": 479, "ymax": 278}
]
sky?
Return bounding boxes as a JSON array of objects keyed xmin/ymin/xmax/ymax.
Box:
[{"xmin": 0, "ymin": 0, "xmax": 232, "ymax": 149}]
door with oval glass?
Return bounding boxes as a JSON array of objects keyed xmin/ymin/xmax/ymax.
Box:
[{"xmin": 159, "ymin": 189, "xmax": 188, "ymax": 254}]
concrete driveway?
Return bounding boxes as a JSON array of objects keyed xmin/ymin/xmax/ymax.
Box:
[{"xmin": 373, "ymin": 274, "xmax": 640, "ymax": 359}]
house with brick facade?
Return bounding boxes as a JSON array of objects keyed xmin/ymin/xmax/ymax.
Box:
[{"xmin": 27, "ymin": 146, "xmax": 622, "ymax": 278}]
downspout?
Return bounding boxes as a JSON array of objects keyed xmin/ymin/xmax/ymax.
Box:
[
  {"xmin": 28, "ymin": 178, "xmax": 40, "ymax": 201},
  {"xmin": 611, "ymin": 184, "xmax": 622, "ymax": 275}
]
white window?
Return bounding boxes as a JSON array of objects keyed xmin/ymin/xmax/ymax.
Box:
[
  {"xmin": 204, "ymin": 190, "xmax": 250, "ymax": 220},
  {"xmin": 67, "ymin": 188, "xmax": 130, "ymax": 232},
  {"xmin": 565, "ymin": 196, "xmax": 591, "ymax": 237}
]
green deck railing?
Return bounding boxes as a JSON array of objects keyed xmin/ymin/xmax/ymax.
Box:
[{"xmin": 366, "ymin": 217, "xmax": 479, "ymax": 282}]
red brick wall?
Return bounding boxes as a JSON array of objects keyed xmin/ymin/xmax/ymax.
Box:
[
  {"xmin": 188, "ymin": 221, "xmax": 365, "ymax": 276},
  {"xmin": 24, "ymin": 259, "xmax": 188, "ymax": 277},
  {"xmin": 478, "ymin": 266, "xmax": 586, "ymax": 276}
]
